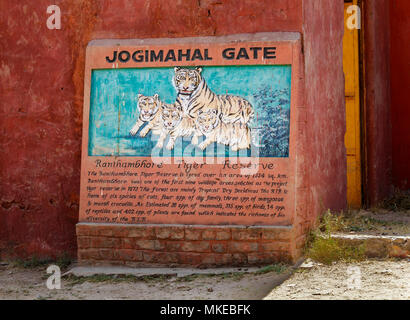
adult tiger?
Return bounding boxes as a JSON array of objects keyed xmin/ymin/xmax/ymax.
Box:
[{"xmin": 173, "ymin": 67, "xmax": 254, "ymax": 125}]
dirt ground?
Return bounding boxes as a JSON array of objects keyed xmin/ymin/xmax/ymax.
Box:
[
  {"xmin": 343, "ymin": 209, "xmax": 410, "ymax": 236},
  {"xmin": 0, "ymin": 260, "xmax": 408, "ymax": 300},
  {"xmin": 265, "ymin": 260, "xmax": 409, "ymax": 300},
  {"xmin": 0, "ymin": 263, "xmax": 291, "ymax": 300},
  {"xmin": 325, "ymin": 209, "xmax": 410, "ymax": 236}
]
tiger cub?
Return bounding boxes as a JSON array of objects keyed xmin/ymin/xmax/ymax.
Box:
[
  {"xmin": 130, "ymin": 94, "xmax": 162, "ymax": 137},
  {"xmin": 156, "ymin": 103, "xmax": 200, "ymax": 150},
  {"xmin": 196, "ymin": 109, "xmax": 251, "ymax": 152},
  {"xmin": 174, "ymin": 67, "xmax": 254, "ymax": 124}
]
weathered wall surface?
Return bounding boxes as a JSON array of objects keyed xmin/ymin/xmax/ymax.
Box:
[
  {"xmin": 302, "ymin": 0, "xmax": 346, "ymax": 221},
  {"xmin": 362, "ymin": 0, "xmax": 392, "ymax": 205},
  {"xmin": 390, "ymin": 0, "xmax": 410, "ymax": 190},
  {"xmin": 1, "ymin": 0, "xmax": 351, "ymax": 260},
  {"xmin": 0, "ymin": 0, "xmax": 306, "ymax": 259}
]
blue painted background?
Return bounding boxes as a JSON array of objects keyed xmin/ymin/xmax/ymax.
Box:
[{"xmin": 88, "ymin": 65, "xmax": 292, "ymax": 157}]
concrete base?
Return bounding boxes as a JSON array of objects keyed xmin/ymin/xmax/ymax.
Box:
[
  {"xmin": 76, "ymin": 223, "xmax": 300, "ymax": 267},
  {"xmin": 64, "ymin": 266, "xmax": 261, "ymax": 278}
]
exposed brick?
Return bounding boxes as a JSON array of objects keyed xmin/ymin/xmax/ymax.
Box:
[
  {"xmin": 177, "ymin": 252, "xmax": 204, "ymax": 266},
  {"xmin": 166, "ymin": 241, "xmax": 183, "ymax": 252},
  {"xmin": 76, "ymin": 224, "xmax": 99, "ymax": 236},
  {"xmin": 202, "ymin": 230, "xmax": 216, "ymax": 240},
  {"xmin": 232, "ymin": 253, "xmax": 248, "ymax": 265},
  {"xmin": 260, "ymin": 241, "xmax": 291, "ymax": 252},
  {"xmin": 99, "ymin": 248, "xmax": 118, "ymax": 260},
  {"xmin": 76, "ymin": 224, "xmax": 87, "ymax": 236},
  {"xmin": 155, "ymin": 227, "xmax": 184, "ymax": 240},
  {"xmin": 98, "ymin": 227, "xmax": 114, "ymax": 237},
  {"xmin": 94, "ymin": 260, "xmax": 125, "ymax": 266},
  {"xmin": 77, "ymin": 236, "xmax": 90, "ymax": 249},
  {"xmin": 135, "ymin": 240, "xmax": 165, "ymax": 251},
  {"xmin": 201, "ymin": 253, "xmax": 233, "ymax": 266},
  {"xmin": 78, "ymin": 248, "xmax": 100, "ymax": 260},
  {"xmin": 128, "ymin": 227, "xmax": 155, "ymax": 239},
  {"xmin": 76, "ymin": 225, "xmax": 299, "ymax": 266},
  {"xmin": 215, "ymin": 230, "xmax": 231, "ymax": 240},
  {"xmin": 121, "ymin": 238, "xmax": 135, "ymax": 249},
  {"xmin": 248, "ymin": 252, "xmax": 279, "ymax": 265},
  {"xmin": 112, "ymin": 226, "xmax": 131, "ymax": 238},
  {"xmin": 181, "ymin": 241, "xmax": 210, "ymax": 253},
  {"xmin": 143, "ymin": 251, "xmax": 179, "ymax": 264},
  {"xmin": 232, "ymin": 228, "xmax": 262, "ymax": 241},
  {"xmin": 90, "ymin": 237, "xmax": 121, "ymax": 249},
  {"xmin": 262, "ymin": 228, "xmax": 292, "ymax": 241},
  {"xmin": 118, "ymin": 249, "xmax": 143, "ymax": 261},
  {"xmin": 211, "ymin": 243, "xmax": 227, "ymax": 253},
  {"xmin": 275, "ymin": 251, "xmax": 293, "ymax": 263},
  {"xmin": 185, "ymin": 229, "xmax": 202, "ymax": 240},
  {"xmin": 228, "ymin": 241, "xmax": 258, "ymax": 253}
]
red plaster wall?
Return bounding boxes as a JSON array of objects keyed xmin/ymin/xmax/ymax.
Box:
[
  {"xmin": 0, "ymin": 0, "xmax": 350, "ymax": 260},
  {"xmin": 0, "ymin": 0, "xmax": 304, "ymax": 259},
  {"xmin": 362, "ymin": 0, "xmax": 392, "ymax": 205},
  {"xmin": 390, "ymin": 0, "xmax": 410, "ymax": 190},
  {"xmin": 302, "ymin": 0, "xmax": 347, "ymax": 220}
]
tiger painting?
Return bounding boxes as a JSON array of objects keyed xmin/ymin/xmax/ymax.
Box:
[
  {"xmin": 129, "ymin": 94, "xmax": 162, "ymax": 137},
  {"xmin": 173, "ymin": 67, "xmax": 254, "ymax": 125},
  {"xmin": 195, "ymin": 109, "xmax": 251, "ymax": 151},
  {"xmin": 130, "ymin": 66, "xmax": 255, "ymax": 152}
]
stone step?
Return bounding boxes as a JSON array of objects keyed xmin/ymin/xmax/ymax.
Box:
[{"xmin": 330, "ymin": 233, "xmax": 410, "ymax": 259}]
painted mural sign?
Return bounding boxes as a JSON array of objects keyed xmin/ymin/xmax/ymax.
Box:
[{"xmin": 80, "ymin": 34, "xmax": 301, "ymax": 226}]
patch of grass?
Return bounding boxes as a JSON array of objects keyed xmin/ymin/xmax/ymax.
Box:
[
  {"xmin": 318, "ymin": 210, "xmax": 347, "ymax": 233},
  {"xmin": 11, "ymin": 253, "xmax": 71, "ymax": 269},
  {"xmin": 255, "ymin": 263, "xmax": 287, "ymax": 274},
  {"xmin": 219, "ymin": 272, "xmax": 245, "ymax": 281},
  {"xmin": 305, "ymin": 210, "xmax": 366, "ymax": 265},
  {"xmin": 65, "ymin": 273, "xmax": 172, "ymax": 286},
  {"xmin": 55, "ymin": 253, "xmax": 72, "ymax": 270},
  {"xmin": 11, "ymin": 253, "xmax": 73, "ymax": 270},
  {"xmin": 176, "ymin": 271, "xmax": 248, "ymax": 282},
  {"xmin": 307, "ymin": 233, "xmax": 365, "ymax": 265},
  {"xmin": 140, "ymin": 274, "xmax": 173, "ymax": 283},
  {"xmin": 176, "ymin": 274, "xmax": 204, "ymax": 282},
  {"xmin": 312, "ymin": 209, "xmax": 408, "ymax": 235},
  {"xmin": 13, "ymin": 256, "xmax": 54, "ymax": 269}
]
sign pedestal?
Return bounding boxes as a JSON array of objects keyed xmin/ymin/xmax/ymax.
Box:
[{"xmin": 77, "ymin": 33, "xmax": 306, "ymax": 266}]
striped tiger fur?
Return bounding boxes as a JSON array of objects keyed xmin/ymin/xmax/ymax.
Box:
[
  {"xmin": 129, "ymin": 94, "xmax": 162, "ymax": 137},
  {"xmin": 174, "ymin": 67, "xmax": 254, "ymax": 125},
  {"xmin": 196, "ymin": 109, "xmax": 251, "ymax": 151},
  {"xmin": 156, "ymin": 103, "xmax": 199, "ymax": 150}
]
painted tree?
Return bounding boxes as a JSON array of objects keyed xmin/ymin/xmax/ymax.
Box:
[{"xmin": 252, "ymin": 86, "xmax": 290, "ymax": 157}]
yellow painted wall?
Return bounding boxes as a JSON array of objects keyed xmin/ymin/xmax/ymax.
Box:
[{"xmin": 343, "ymin": 0, "xmax": 362, "ymax": 208}]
